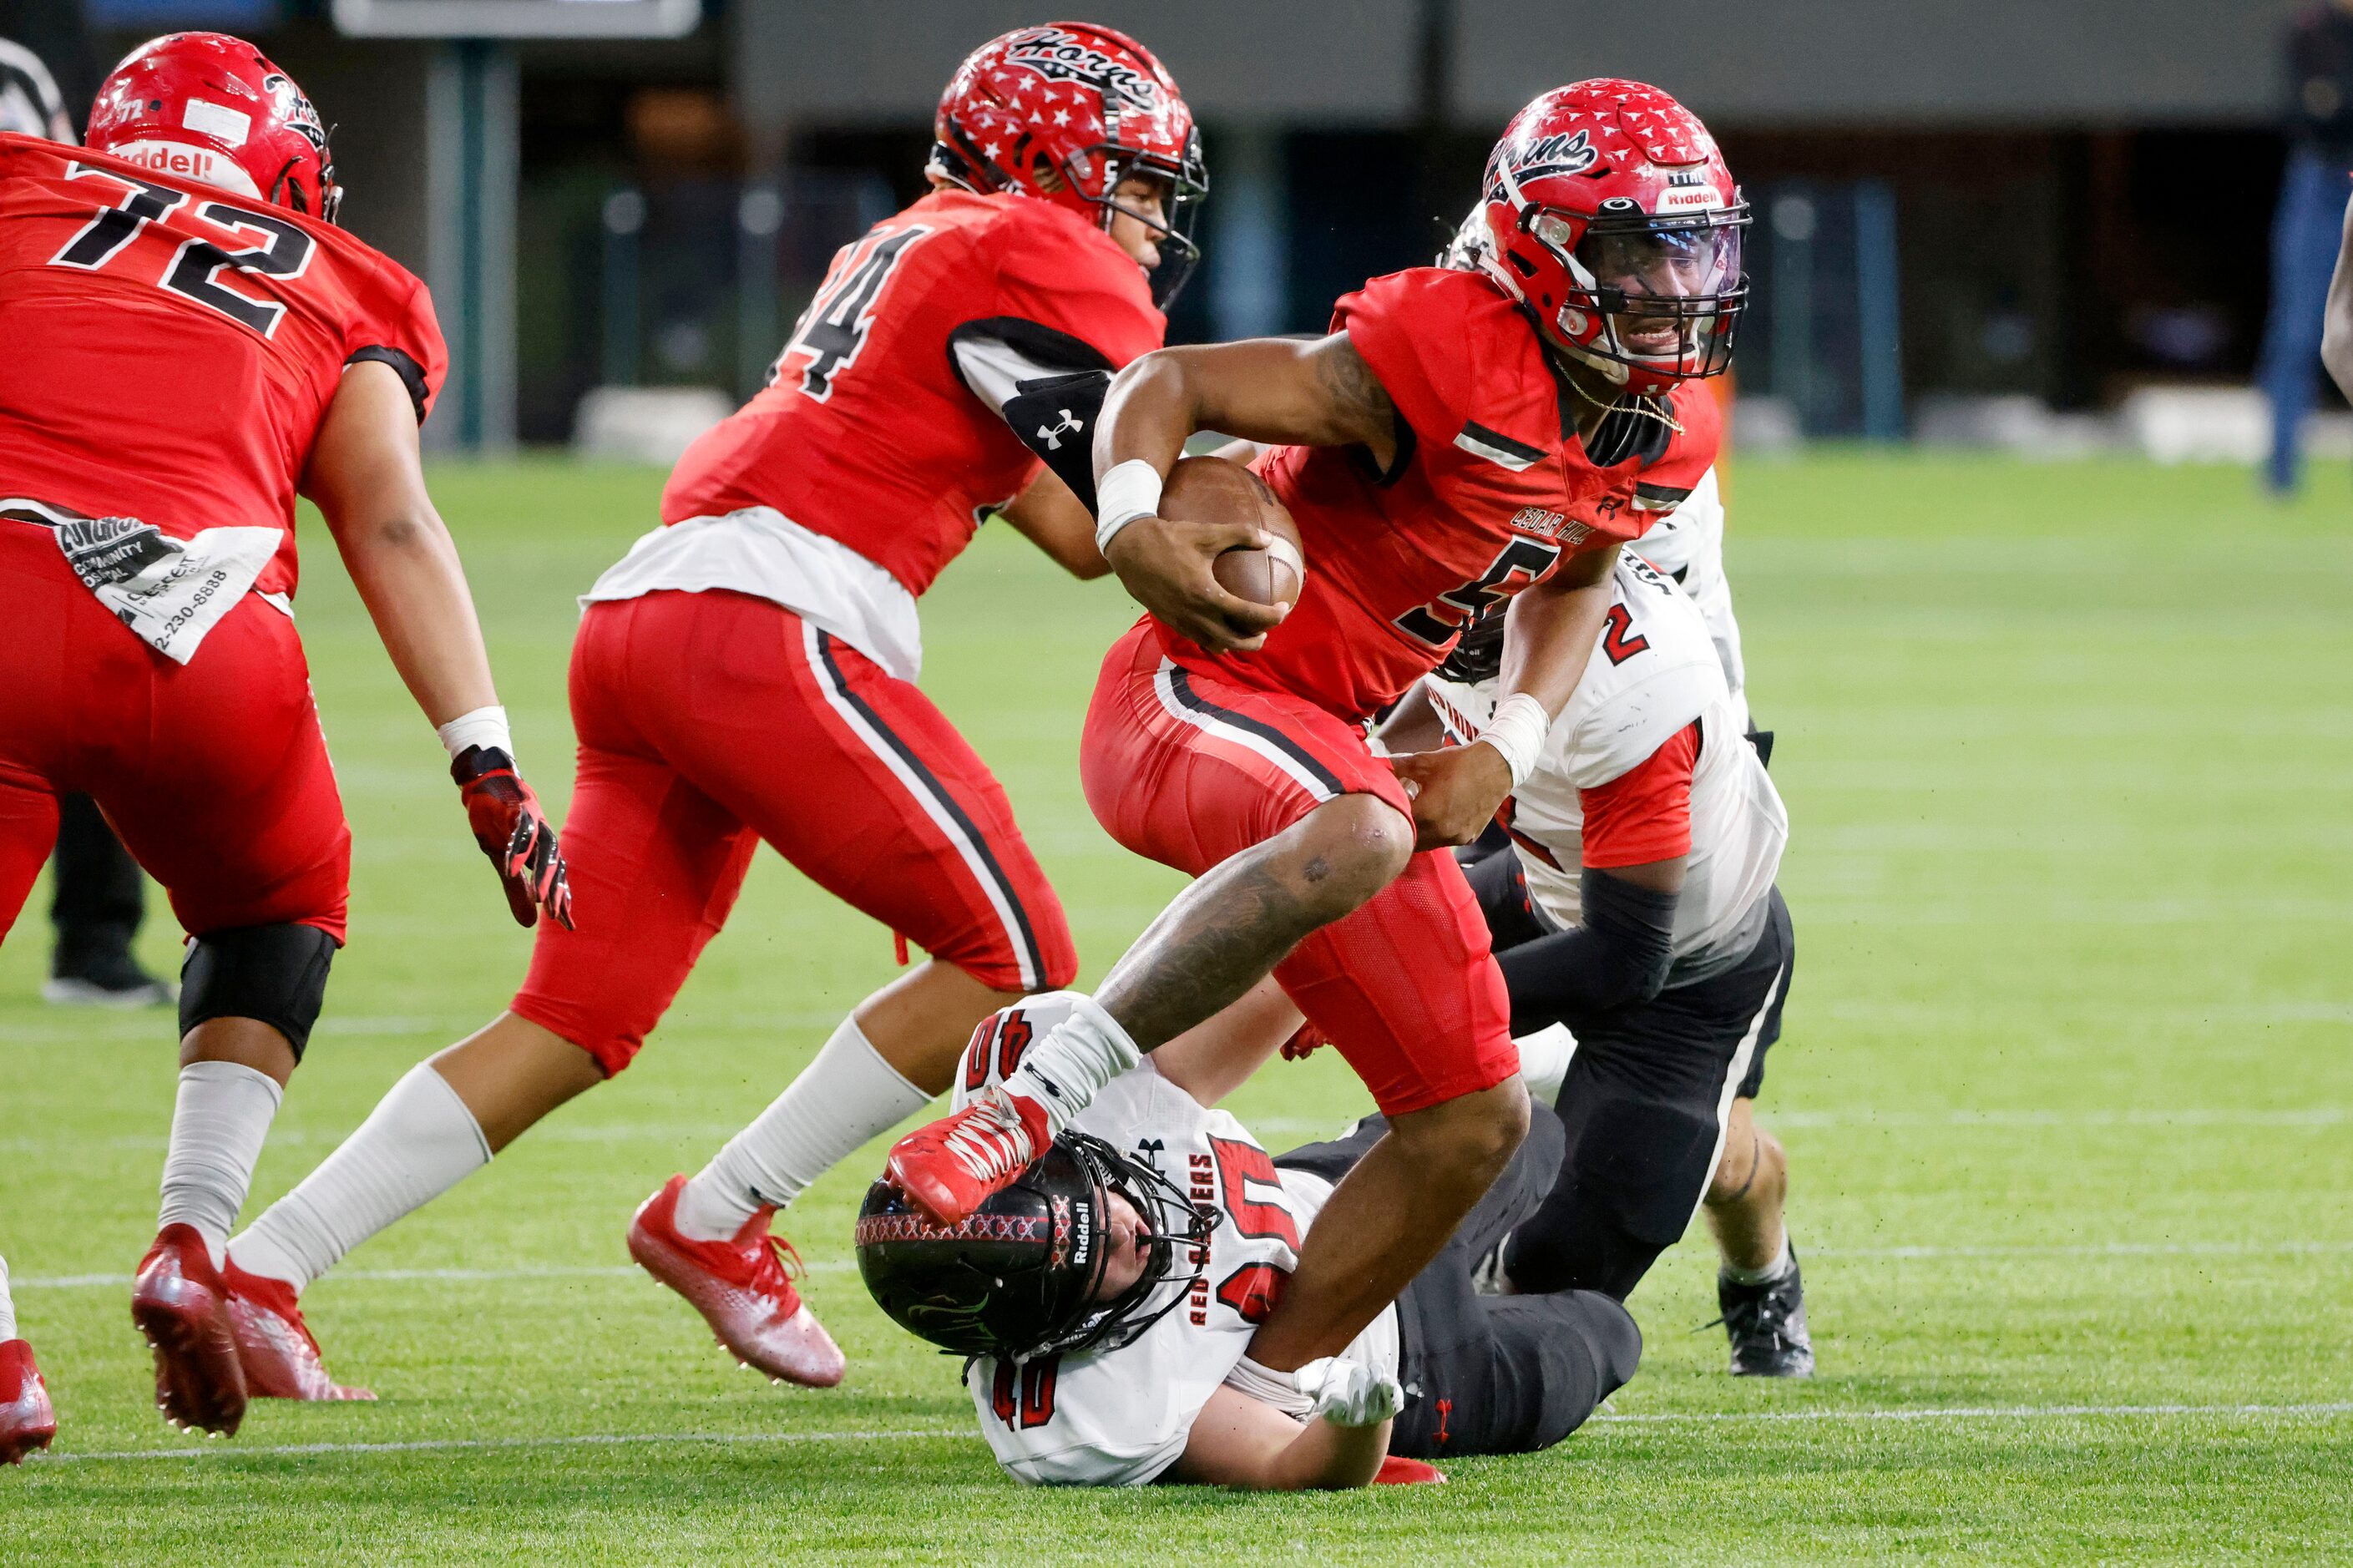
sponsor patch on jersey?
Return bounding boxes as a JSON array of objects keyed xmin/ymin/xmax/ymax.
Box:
[
  {"xmin": 107, "ymin": 140, "xmax": 263, "ymax": 198},
  {"xmin": 181, "ymin": 99, "xmax": 251, "ymax": 147}
]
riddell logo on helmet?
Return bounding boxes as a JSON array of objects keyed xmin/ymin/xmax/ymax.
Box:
[
  {"xmin": 1657, "ymin": 185, "xmax": 1726, "ymax": 213},
  {"xmin": 107, "ymin": 139, "xmax": 261, "ymax": 198},
  {"xmin": 1004, "ymin": 28, "xmax": 1157, "ymax": 109}
]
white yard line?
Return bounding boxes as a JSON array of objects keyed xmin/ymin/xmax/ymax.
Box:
[
  {"xmin": 1593, "ymin": 1402, "xmax": 2353, "ymax": 1427},
  {"xmin": 13, "ymin": 1261, "xmax": 860, "ymax": 1289},
  {"xmin": 1809, "ymin": 1240, "xmax": 2353, "ymax": 1261},
  {"xmin": 32, "ymin": 1428, "xmax": 968, "ymax": 1464},
  {"xmin": 29, "ymin": 1403, "xmax": 2353, "ymax": 1465}
]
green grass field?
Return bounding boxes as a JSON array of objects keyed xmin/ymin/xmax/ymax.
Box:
[{"xmin": 2, "ymin": 453, "xmax": 2349, "ymax": 1563}]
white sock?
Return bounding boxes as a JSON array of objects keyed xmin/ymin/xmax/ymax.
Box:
[
  {"xmin": 0, "ymin": 1255, "xmax": 16, "ymax": 1342},
  {"xmin": 158, "ymin": 1061, "xmax": 286, "ymax": 1267},
  {"xmin": 1514, "ymin": 1022, "xmax": 1579, "ymax": 1107},
  {"xmin": 227, "ymin": 1063, "xmax": 491, "ymax": 1292},
  {"xmin": 676, "ymin": 1014, "xmax": 931, "ymax": 1242},
  {"xmin": 1723, "ymin": 1235, "xmax": 1795, "ymax": 1287},
  {"xmin": 1002, "ymin": 995, "xmax": 1139, "ymax": 1138}
]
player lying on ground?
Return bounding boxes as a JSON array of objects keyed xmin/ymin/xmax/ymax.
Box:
[
  {"xmin": 1393, "ymin": 529, "xmax": 1810, "ymax": 1374},
  {"xmin": 217, "ymin": 23, "xmax": 1207, "ymax": 1400},
  {"xmin": 858, "ymin": 990, "xmax": 1635, "ymax": 1489},
  {"xmin": 0, "ymin": 33, "xmax": 569, "ymax": 1454},
  {"xmin": 888, "ymin": 79, "xmax": 1747, "ymax": 1395}
]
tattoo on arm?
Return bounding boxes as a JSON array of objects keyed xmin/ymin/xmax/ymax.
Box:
[{"xmin": 1311, "ymin": 337, "xmax": 1395, "ymax": 448}]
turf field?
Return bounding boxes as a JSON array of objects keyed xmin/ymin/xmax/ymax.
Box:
[{"xmin": 2, "ymin": 452, "xmax": 2348, "ymax": 1563}]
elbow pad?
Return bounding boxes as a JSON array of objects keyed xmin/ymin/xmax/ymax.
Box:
[{"xmin": 946, "ymin": 318, "xmax": 1116, "ymax": 512}]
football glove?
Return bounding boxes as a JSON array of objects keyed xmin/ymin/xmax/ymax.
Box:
[
  {"xmin": 1294, "ymin": 1356, "xmax": 1405, "ymax": 1429},
  {"xmin": 452, "ymin": 746, "xmax": 573, "ymax": 930}
]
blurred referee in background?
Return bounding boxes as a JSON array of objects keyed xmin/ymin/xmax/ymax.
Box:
[
  {"xmin": 0, "ymin": 0, "xmax": 171, "ymax": 1006},
  {"xmin": 2262, "ymin": 0, "xmax": 2353, "ymax": 496}
]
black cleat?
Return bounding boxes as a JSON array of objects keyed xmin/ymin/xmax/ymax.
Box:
[
  {"xmin": 44, "ymin": 945, "xmax": 175, "ymax": 1008},
  {"xmin": 1715, "ymin": 1248, "xmax": 1814, "ymax": 1378}
]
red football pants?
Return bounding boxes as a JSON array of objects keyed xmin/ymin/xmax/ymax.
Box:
[
  {"xmin": 1080, "ymin": 622, "xmax": 1517, "ymax": 1117},
  {"xmin": 0, "ymin": 524, "xmax": 349, "ymax": 947},
  {"xmin": 512, "ymin": 590, "xmax": 1076, "ymax": 1075}
]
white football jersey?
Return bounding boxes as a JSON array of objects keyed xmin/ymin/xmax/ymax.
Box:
[
  {"xmin": 1626, "ymin": 466, "xmax": 1748, "ymax": 730},
  {"xmin": 954, "ymin": 1004, "xmax": 1396, "ymax": 1486},
  {"xmin": 1425, "ymin": 549, "xmax": 1786, "ymax": 977}
]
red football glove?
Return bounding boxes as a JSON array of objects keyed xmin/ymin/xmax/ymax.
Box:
[
  {"xmin": 1280, "ymin": 1019, "xmax": 1330, "ymax": 1062},
  {"xmin": 452, "ymin": 746, "xmax": 574, "ymax": 930}
]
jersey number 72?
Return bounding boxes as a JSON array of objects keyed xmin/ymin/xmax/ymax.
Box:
[{"xmin": 48, "ymin": 163, "xmax": 316, "ymax": 338}]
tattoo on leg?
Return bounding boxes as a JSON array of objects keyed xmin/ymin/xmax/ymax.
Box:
[{"xmin": 1097, "ymin": 853, "xmax": 1339, "ymax": 1050}]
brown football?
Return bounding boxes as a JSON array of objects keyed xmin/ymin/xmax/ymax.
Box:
[{"xmin": 1159, "ymin": 454, "xmax": 1306, "ymax": 609}]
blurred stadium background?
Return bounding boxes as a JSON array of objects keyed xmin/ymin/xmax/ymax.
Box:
[
  {"xmin": 42, "ymin": 0, "xmax": 2334, "ymax": 465},
  {"xmin": 6, "ymin": 4, "xmax": 2352, "ymax": 1560}
]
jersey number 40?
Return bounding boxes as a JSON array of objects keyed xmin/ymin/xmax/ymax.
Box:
[
  {"xmin": 48, "ymin": 163, "xmax": 316, "ymax": 338},
  {"xmin": 770, "ymin": 224, "xmax": 932, "ymax": 402}
]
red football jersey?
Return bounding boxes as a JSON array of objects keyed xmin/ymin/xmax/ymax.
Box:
[
  {"xmin": 662, "ymin": 188, "xmax": 1165, "ymax": 598},
  {"xmin": 1161, "ymin": 266, "xmax": 1719, "ymax": 721},
  {"xmin": 0, "ymin": 134, "xmax": 447, "ymax": 598}
]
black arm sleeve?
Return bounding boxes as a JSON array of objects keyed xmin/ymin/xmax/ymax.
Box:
[
  {"xmin": 945, "ymin": 317, "xmax": 1117, "ymax": 513},
  {"xmin": 1495, "ymin": 867, "xmax": 1679, "ymax": 1036}
]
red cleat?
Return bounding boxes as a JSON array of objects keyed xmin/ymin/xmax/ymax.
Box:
[
  {"xmin": 883, "ymin": 1087, "xmax": 1048, "ymax": 1227},
  {"xmin": 224, "ymin": 1262, "xmax": 374, "ymax": 1403},
  {"xmin": 130, "ymin": 1223, "xmax": 246, "ymax": 1436},
  {"xmin": 1374, "ymin": 1454, "xmax": 1446, "ymax": 1485},
  {"xmin": 0, "ymin": 1339, "xmax": 58, "ymax": 1465},
  {"xmin": 627, "ymin": 1176, "xmax": 844, "ymax": 1388}
]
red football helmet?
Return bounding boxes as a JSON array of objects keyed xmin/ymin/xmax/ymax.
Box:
[
  {"xmin": 1474, "ymin": 80, "xmax": 1748, "ymax": 394},
  {"xmin": 86, "ymin": 33, "xmax": 339, "ymax": 224},
  {"xmin": 929, "ymin": 23, "xmax": 1207, "ymax": 306}
]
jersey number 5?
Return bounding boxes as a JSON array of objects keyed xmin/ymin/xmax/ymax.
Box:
[
  {"xmin": 50, "ymin": 164, "xmax": 316, "ymax": 338},
  {"xmin": 772, "ymin": 224, "xmax": 932, "ymax": 402},
  {"xmin": 1394, "ymin": 536, "xmax": 1564, "ymax": 649}
]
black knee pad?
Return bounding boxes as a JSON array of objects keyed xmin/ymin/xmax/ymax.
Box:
[{"xmin": 180, "ymin": 923, "xmax": 337, "ymax": 1061}]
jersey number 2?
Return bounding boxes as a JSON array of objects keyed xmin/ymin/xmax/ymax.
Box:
[
  {"xmin": 772, "ymin": 224, "xmax": 932, "ymax": 402},
  {"xmin": 50, "ymin": 164, "xmax": 316, "ymax": 337}
]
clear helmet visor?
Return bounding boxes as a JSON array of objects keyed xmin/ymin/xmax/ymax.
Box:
[{"xmin": 1525, "ymin": 210, "xmax": 1750, "ymax": 362}]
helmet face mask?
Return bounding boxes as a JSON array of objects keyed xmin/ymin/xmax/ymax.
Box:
[
  {"xmin": 929, "ymin": 23, "xmax": 1207, "ymax": 308},
  {"xmin": 1475, "ymin": 78, "xmax": 1750, "ymax": 395},
  {"xmin": 857, "ymin": 1131, "xmax": 1212, "ymax": 1362},
  {"xmin": 1533, "ymin": 207, "xmax": 1748, "ymax": 385}
]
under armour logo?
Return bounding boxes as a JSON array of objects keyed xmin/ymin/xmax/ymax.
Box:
[
  {"xmin": 1037, "ymin": 410, "xmax": 1083, "ymax": 449},
  {"xmin": 1435, "ymin": 1398, "xmax": 1453, "ymax": 1444}
]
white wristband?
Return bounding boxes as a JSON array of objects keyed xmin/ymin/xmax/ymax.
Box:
[
  {"xmin": 1223, "ymin": 1353, "xmax": 1315, "ymax": 1419},
  {"xmin": 436, "ymin": 705, "xmax": 512, "ymax": 762},
  {"xmin": 1476, "ymin": 692, "xmax": 1551, "ymax": 789},
  {"xmin": 1094, "ymin": 458, "xmax": 1165, "ymax": 554}
]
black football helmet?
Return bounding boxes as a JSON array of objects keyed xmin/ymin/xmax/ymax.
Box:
[{"xmin": 856, "ymin": 1130, "xmax": 1210, "ymax": 1360}]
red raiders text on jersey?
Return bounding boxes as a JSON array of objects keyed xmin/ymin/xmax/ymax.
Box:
[
  {"xmin": 0, "ymin": 134, "xmax": 446, "ymax": 598},
  {"xmin": 1162, "ymin": 266, "xmax": 1718, "ymax": 722},
  {"xmin": 661, "ymin": 188, "xmax": 1165, "ymax": 599}
]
